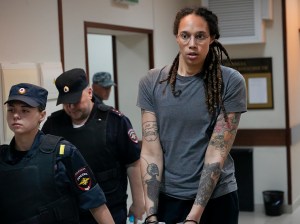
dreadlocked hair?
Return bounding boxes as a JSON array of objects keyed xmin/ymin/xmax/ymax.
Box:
[
  {"xmin": 159, "ymin": 53, "xmax": 179, "ymax": 95},
  {"xmin": 159, "ymin": 6, "xmax": 233, "ymax": 121},
  {"xmin": 203, "ymin": 39, "xmax": 231, "ymax": 121}
]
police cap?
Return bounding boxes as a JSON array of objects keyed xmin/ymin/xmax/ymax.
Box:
[
  {"xmin": 55, "ymin": 68, "xmax": 88, "ymax": 105},
  {"xmin": 4, "ymin": 83, "xmax": 48, "ymax": 109},
  {"xmin": 92, "ymin": 72, "xmax": 116, "ymax": 87}
]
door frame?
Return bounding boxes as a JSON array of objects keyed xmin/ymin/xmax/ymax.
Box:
[{"xmin": 84, "ymin": 22, "xmax": 154, "ymax": 109}]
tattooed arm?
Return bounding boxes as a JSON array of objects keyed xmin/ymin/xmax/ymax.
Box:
[
  {"xmin": 140, "ymin": 109, "xmax": 164, "ymax": 222},
  {"xmin": 186, "ymin": 112, "xmax": 241, "ymax": 223}
]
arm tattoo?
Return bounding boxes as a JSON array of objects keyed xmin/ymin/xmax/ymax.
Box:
[
  {"xmin": 142, "ymin": 111, "xmax": 158, "ymax": 142},
  {"xmin": 143, "ymin": 159, "xmax": 160, "ymax": 214},
  {"xmin": 194, "ymin": 162, "xmax": 221, "ymax": 207},
  {"xmin": 142, "ymin": 121, "xmax": 158, "ymax": 142},
  {"xmin": 209, "ymin": 113, "xmax": 241, "ymax": 157},
  {"xmin": 141, "ymin": 110, "xmax": 160, "ymax": 213}
]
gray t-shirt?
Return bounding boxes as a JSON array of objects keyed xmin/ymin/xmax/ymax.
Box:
[{"xmin": 137, "ymin": 65, "xmax": 247, "ymax": 200}]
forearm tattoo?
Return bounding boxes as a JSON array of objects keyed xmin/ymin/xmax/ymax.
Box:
[
  {"xmin": 194, "ymin": 162, "xmax": 221, "ymax": 207},
  {"xmin": 209, "ymin": 113, "xmax": 241, "ymax": 158},
  {"xmin": 142, "ymin": 111, "xmax": 158, "ymax": 142},
  {"xmin": 141, "ymin": 110, "xmax": 161, "ymax": 213},
  {"xmin": 143, "ymin": 159, "xmax": 160, "ymax": 214}
]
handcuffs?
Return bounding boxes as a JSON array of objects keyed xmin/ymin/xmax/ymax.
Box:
[{"xmin": 143, "ymin": 214, "xmax": 198, "ymax": 224}]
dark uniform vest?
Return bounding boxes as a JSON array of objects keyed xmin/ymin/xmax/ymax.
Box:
[
  {"xmin": 45, "ymin": 104, "xmax": 127, "ymax": 210},
  {"xmin": 0, "ymin": 135, "xmax": 79, "ymax": 224}
]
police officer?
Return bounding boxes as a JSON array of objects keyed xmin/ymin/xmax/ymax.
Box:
[
  {"xmin": 92, "ymin": 71, "xmax": 116, "ymax": 105},
  {"xmin": 0, "ymin": 83, "xmax": 114, "ymax": 224},
  {"xmin": 42, "ymin": 68, "xmax": 145, "ymax": 224}
]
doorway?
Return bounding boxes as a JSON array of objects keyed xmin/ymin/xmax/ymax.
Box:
[
  {"xmin": 87, "ymin": 34, "xmax": 116, "ymax": 107},
  {"xmin": 84, "ymin": 21, "xmax": 154, "ymax": 111}
]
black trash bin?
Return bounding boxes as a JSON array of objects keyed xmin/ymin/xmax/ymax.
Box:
[{"xmin": 262, "ymin": 190, "xmax": 284, "ymax": 216}]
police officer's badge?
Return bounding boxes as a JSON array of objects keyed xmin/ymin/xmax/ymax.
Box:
[
  {"xmin": 128, "ymin": 129, "xmax": 138, "ymax": 143},
  {"xmin": 75, "ymin": 167, "xmax": 92, "ymax": 191},
  {"xmin": 63, "ymin": 86, "xmax": 69, "ymax": 93},
  {"xmin": 18, "ymin": 88, "xmax": 26, "ymax": 94}
]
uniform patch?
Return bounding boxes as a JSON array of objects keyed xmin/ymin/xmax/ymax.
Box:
[
  {"xmin": 128, "ymin": 129, "xmax": 138, "ymax": 143},
  {"xmin": 75, "ymin": 167, "xmax": 92, "ymax": 191},
  {"xmin": 111, "ymin": 108, "xmax": 123, "ymax": 116}
]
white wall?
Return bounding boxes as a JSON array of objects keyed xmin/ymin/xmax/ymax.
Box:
[
  {"xmin": 299, "ymin": 1, "xmax": 300, "ymax": 26},
  {"xmin": 253, "ymin": 147, "xmax": 287, "ymax": 205},
  {"xmin": 286, "ymin": 0, "xmax": 300, "ymax": 127},
  {"xmin": 62, "ymin": 0, "xmax": 154, "ymax": 70},
  {"xmin": 225, "ymin": 0, "xmax": 285, "ymax": 129},
  {"xmin": 286, "ymin": 0, "xmax": 300, "ymax": 207},
  {"xmin": 0, "ymin": 0, "xmax": 62, "ymax": 144},
  {"xmin": 0, "ymin": 0, "xmax": 60, "ymax": 63},
  {"xmin": 291, "ymin": 142, "xmax": 300, "ymax": 208}
]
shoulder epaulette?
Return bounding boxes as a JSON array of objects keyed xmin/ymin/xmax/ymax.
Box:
[
  {"xmin": 110, "ymin": 108, "xmax": 123, "ymax": 117},
  {"xmin": 97, "ymin": 103, "xmax": 112, "ymax": 112},
  {"xmin": 56, "ymin": 141, "xmax": 72, "ymax": 158},
  {"xmin": 39, "ymin": 134, "xmax": 72, "ymax": 158}
]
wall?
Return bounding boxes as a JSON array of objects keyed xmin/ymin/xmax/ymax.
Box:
[
  {"xmin": 0, "ymin": 0, "xmax": 62, "ymax": 144},
  {"xmin": 219, "ymin": 0, "xmax": 289, "ymax": 208},
  {"xmin": 0, "ymin": 0, "xmax": 60, "ymax": 62},
  {"xmin": 63, "ymin": 0, "xmax": 197, "ymax": 69},
  {"xmin": 287, "ymin": 0, "xmax": 300, "ymax": 127},
  {"xmin": 286, "ymin": 0, "xmax": 300, "ymax": 208},
  {"xmin": 299, "ymin": 0, "xmax": 300, "ymax": 26},
  {"xmin": 225, "ymin": 0, "xmax": 285, "ymax": 129},
  {"xmin": 253, "ymin": 147, "xmax": 288, "ymax": 205},
  {"xmin": 62, "ymin": 0, "xmax": 152, "ymax": 70}
]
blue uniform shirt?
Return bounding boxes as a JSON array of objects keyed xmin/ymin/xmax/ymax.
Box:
[{"xmin": 1, "ymin": 131, "xmax": 106, "ymax": 210}]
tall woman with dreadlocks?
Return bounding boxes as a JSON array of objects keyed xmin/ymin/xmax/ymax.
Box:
[{"xmin": 137, "ymin": 6, "xmax": 247, "ymax": 224}]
